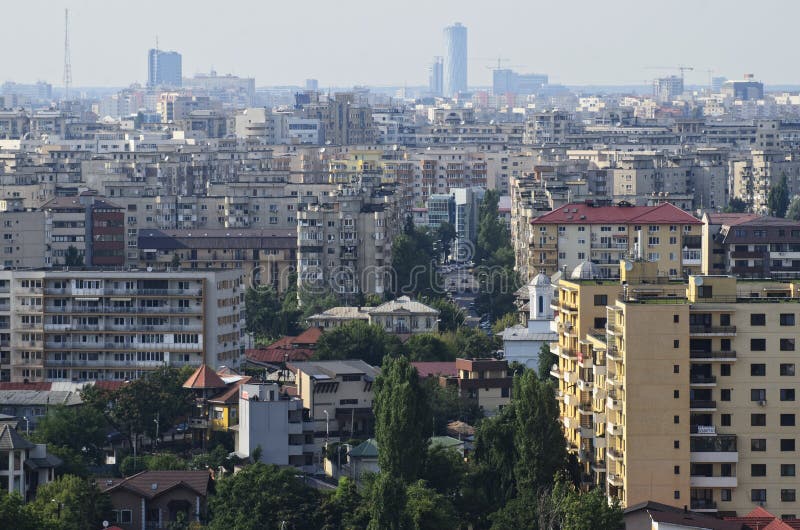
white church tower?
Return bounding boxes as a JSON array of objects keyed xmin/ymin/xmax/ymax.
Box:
[{"xmin": 500, "ymin": 271, "xmax": 558, "ymax": 368}]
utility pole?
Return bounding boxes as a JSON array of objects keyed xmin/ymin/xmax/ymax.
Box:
[{"xmin": 63, "ymin": 9, "xmax": 72, "ymax": 101}]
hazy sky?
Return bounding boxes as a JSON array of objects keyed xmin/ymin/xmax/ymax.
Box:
[{"xmin": 2, "ymin": 0, "xmax": 797, "ymax": 89}]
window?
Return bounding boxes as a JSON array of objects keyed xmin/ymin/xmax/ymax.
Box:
[
  {"xmin": 697, "ymin": 285, "xmax": 713, "ymax": 298},
  {"xmin": 673, "ymin": 314, "xmax": 679, "ymax": 323},
  {"xmin": 781, "ymin": 414, "xmax": 796, "ymax": 427},
  {"xmin": 781, "ymin": 439, "xmax": 796, "ymax": 452},
  {"xmin": 782, "ymin": 464, "xmax": 796, "ymax": 477},
  {"xmin": 782, "ymin": 490, "xmax": 797, "ymax": 502},
  {"xmin": 674, "ymin": 490, "xmax": 680, "ymax": 500},
  {"xmin": 781, "ymin": 364, "xmax": 796, "ymax": 376},
  {"xmin": 781, "ymin": 339, "xmax": 796, "ymax": 351},
  {"xmin": 721, "ymin": 389, "xmax": 731, "ymax": 401},
  {"xmin": 752, "ymin": 464, "xmax": 767, "ymax": 476},
  {"xmin": 751, "ymin": 413, "xmax": 766, "ymax": 426},
  {"xmin": 751, "ymin": 364, "xmax": 766, "ymax": 376},
  {"xmin": 593, "ymin": 294, "xmax": 608, "ymax": 306},
  {"xmin": 751, "ymin": 389, "xmax": 767, "ymax": 401},
  {"xmin": 781, "ymin": 313, "xmax": 795, "ymax": 326},
  {"xmin": 751, "ymin": 313, "xmax": 766, "ymax": 326},
  {"xmin": 752, "ymin": 489, "xmax": 767, "ymax": 502},
  {"xmin": 674, "ymin": 465, "xmax": 680, "ymax": 474},
  {"xmin": 721, "ymin": 489, "xmax": 732, "ymax": 502},
  {"xmin": 781, "ymin": 389, "xmax": 796, "ymax": 401},
  {"xmin": 721, "ymin": 364, "xmax": 731, "ymax": 376},
  {"xmin": 674, "ymin": 390, "xmax": 680, "ymax": 399},
  {"xmin": 673, "ymin": 365, "xmax": 680, "ymax": 374},
  {"xmin": 674, "ymin": 415, "xmax": 680, "ymax": 424},
  {"xmin": 674, "ymin": 340, "xmax": 680, "ymax": 349},
  {"xmin": 720, "ymin": 314, "xmax": 732, "ymax": 326},
  {"xmin": 674, "ymin": 440, "xmax": 680, "ymax": 449},
  {"xmin": 751, "ymin": 339, "xmax": 767, "ymax": 352},
  {"xmin": 721, "ymin": 414, "xmax": 731, "ymax": 426},
  {"xmin": 752, "ymin": 439, "xmax": 767, "ymax": 451}
]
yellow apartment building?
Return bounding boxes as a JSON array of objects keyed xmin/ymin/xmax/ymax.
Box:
[{"xmin": 554, "ymin": 259, "xmax": 800, "ymax": 517}]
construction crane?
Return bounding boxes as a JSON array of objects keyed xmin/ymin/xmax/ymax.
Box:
[
  {"xmin": 645, "ymin": 65, "xmax": 694, "ymax": 82},
  {"xmin": 472, "ymin": 57, "xmax": 524, "ymax": 71}
]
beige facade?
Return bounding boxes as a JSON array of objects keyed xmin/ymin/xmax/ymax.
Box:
[
  {"xmin": 0, "ymin": 209, "xmax": 47, "ymax": 268},
  {"xmin": 0, "ymin": 268, "xmax": 243, "ymax": 383},
  {"xmin": 554, "ymin": 261, "xmax": 800, "ymax": 516}
]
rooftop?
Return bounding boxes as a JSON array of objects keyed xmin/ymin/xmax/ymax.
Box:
[{"xmin": 532, "ymin": 202, "xmax": 701, "ymax": 225}]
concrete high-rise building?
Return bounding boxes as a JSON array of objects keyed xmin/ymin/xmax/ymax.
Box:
[
  {"xmin": 147, "ymin": 49, "xmax": 182, "ymax": 88},
  {"xmin": 443, "ymin": 23, "xmax": 467, "ymax": 97},
  {"xmin": 493, "ymin": 69, "xmax": 548, "ymax": 96},
  {"xmin": 429, "ymin": 57, "xmax": 443, "ymax": 97},
  {"xmin": 722, "ymin": 75, "xmax": 764, "ymax": 101},
  {"xmin": 653, "ymin": 76, "xmax": 684, "ymax": 104},
  {"xmin": 553, "ymin": 260, "xmax": 800, "ymax": 515},
  {"xmin": 305, "ymin": 79, "xmax": 318, "ymax": 92}
]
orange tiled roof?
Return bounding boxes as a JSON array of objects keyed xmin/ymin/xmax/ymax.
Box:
[{"xmin": 182, "ymin": 365, "xmax": 226, "ymax": 390}]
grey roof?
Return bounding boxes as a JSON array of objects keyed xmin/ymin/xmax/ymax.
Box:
[
  {"xmin": 138, "ymin": 228, "xmax": 296, "ymax": 251},
  {"xmin": 25, "ymin": 454, "xmax": 62, "ymax": 469},
  {"xmin": 529, "ymin": 272, "xmax": 550, "ymax": 286},
  {"xmin": 0, "ymin": 425, "xmax": 34, "ymax": 450},
  {"xmin": 0, "ymin": 390, "xmax": 82, "ymax": 407},
  {"xmin": 289, "ymin": 359, "xmax": 380, "ymax": 379},
  {"xmin": 369, "ymin": 296, "xmax": 439, "ymax": 316},
  {"xmin": 501, "ymin": 325, "xmax": 558, "ymax": 342},
  {"xmin": 306, "ymin": 306, "xmax": 371, "ymax": 322},
  {"xmin": 570, "ymin": 260, "xmax": 601, "ymax": 280}
]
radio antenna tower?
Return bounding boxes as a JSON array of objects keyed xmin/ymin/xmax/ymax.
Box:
[{"xmin": 63, "ymin": 8, "xmax": 72, "ymax": 101}]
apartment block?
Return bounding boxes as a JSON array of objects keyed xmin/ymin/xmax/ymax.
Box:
[
  {"xmin": 702, "ymin": 213, "xmax": 800, "ymax": 278},
  {"xmin": 553, "ymin": 259, "xmax": 800, "ymax": 516},
  {"xmin": 525, "ymin": 202, "xmax": 702, "ymax": 281},
  {"xmin": 0, "ymin": 203, "xmax": 46, "ymax": 268},
  {"xmin": 0, "ymin": 268, "xmax": 243, "ymax": 383}
]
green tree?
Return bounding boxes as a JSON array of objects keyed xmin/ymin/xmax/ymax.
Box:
[
  {"xmin": 32, "ymin": 405, "xmax": 108, "ymax": 474},
  {"xmin": 723, "ymin": 196, "xmax": 748, "ymax": 213},
  {"xmin": 404, "ymin": 479, "xmax": 458, "ymax": 530},
  {"xmin": 768, "ymin": 174, "xmax": 790, "ymax": 217},
  {"xmin": 420, "ymin": 445, "xmax": 467, "ymax": 498},
  {"xmin": 476, "ymin": 189, "xmax": 508, "ymax": 266},
  {"xmin": 146, "ymin": 452, "xmax": 188, "ymax": 471},
  {"xmin": 451, "ymin": 327, "xmax": 498, "ymax": 358},
  {"xmin": 367, "ymin": 473, "xmax": 409, "ymax": 530},
  {"xmin": 513, "ymin": 371, "xmax": 567, "ymax": 494},
  {"xmin": 245, "ymin": 287, "xmax": 293, "ymax": 342},
  {"xmin": 537, "ymin": 343, "xmax": 557, "ymax": 381},
  {"xmin": 320, "ymin": 477, "xmax": 369, "ymax": 530},
  {"xmin": 475, "ymin": 245, "xmax": 521, "ymax": 322},
  {"xmin": 422, "ymin": 378, "xmax": 480, "ymax": 435},
  {"xmin": 315, "ymin": 320, "xmax": 404, "ymax": 366},
  {"xmin": 391, "ymin": 222, "xmax": 438, "ymax": 297},
  {"xmin": 405, "ymin": 333, "xmax": 454, "ymax": 362},
  {"xmin": 64, "ymin": 245, "xmax": 84, "ymax": 267},
  {"xmin": 429, "ymin": 298, "xmax": 465, "ymax": 332},
  {"xmin": 298, "ymin": 286, "xmax": 341, "ymax": 320},
  {"xmin": 435, "ymin": 221, "xmax": 457, "ymax": 262},
  {"xmin": 786, "ymin": 195, "xmax": 800, "ymax": 220},
  {"xmin": 81, "ymin": 366, "xmax": 193, "ymax": 450},
  {"xmin": 556, "ymin": 479, "xmax": 623, "ymax": 530},
  {"xmin": 0, "ymin": 492, "xmax": 43, "ymax": 530},
  {"xmin": 31, "ymin": 474, "xmax": 112, "ymax": 530},
  {"xmin": 492, "ymin": 312, "xmax": 519, "ymax": 335},
  {"xmin": 472, "ymin": 406, "xmax": 518, "ymax": 509},
  {"xmin": 208, "ymin": 463, "xmax": 321, "ymax": 530},
  {"xmin": 374, "ymin": 356, "xmax": 431, "ymax": 483}
]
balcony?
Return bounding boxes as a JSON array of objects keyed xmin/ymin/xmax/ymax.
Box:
[
  {"xmin": 607, "ymin": 473, "xmax": 624, "ymax": 487},
  {"xmin": 690, "ymin": 400, "xmax": 717, "ymax": 411},
  {"xmin": 563, "ymin": 371, "xmax": 578, "ymax": 384},
  {"xmin": 690, "ymin": 499, "xmax": 717, "ymax": 511},
  {"xmin": 606, "ymin": 396, "xmax": 622, "ymax": 411},
  {"xmin": 607, "ymin": 422, "xmax": 623, "ymax": 436},
  {"xmin": 690, "ymin": 435, "xmax": 738, "ymax": 463},
  {"xmin": 690, "ymin": 425, "xmax": 716, "ymax": 435},
  {"xmin": 689, "ymin": 350, "xmax": 736, "ymax": 361},
  {"xmin": 690, "ymin": 475, "xmax": 737, "ymax": 488},
  {"xmin": 689, "ymin": 326, "xmax": 736, "ymax": 336},
  {"xmin": 591, "ymin": 460, "xmax": 606, "ymax": 472},
  {"xmin": 607, "ymin": 448, "xmax": 623, "ymax": 461},
  {"xmin": 606, "ymin": 347, "xmax": 622, "ymax": 362},
  {"xmin": 690, "ymin": 374, "xmax": 717, "ymax": 385},
  {"xmin": 558, "ymin": 346, "xmax": 577, "ymax": 360},
  {"xmin": 188, "ymin": 418, "xmax": 208, "ymax": 429}
]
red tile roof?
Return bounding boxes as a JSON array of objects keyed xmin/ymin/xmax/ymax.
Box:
[
  {"xmin": 208, "ymin": 376, "xmax": 252, "ymax": 404},
  {"xmin": 245, "ymin": 328, "xmax": 322, "ymax": 365},
  {"xmin": 531, "ymin": 202, "xmax": 701, "ymax": 225},
  {"xmin": 724, "ymin": 507, "xmax": 800, "ymax": 530},
  {"xmin": 411, "ymin": 362, "xmax": 457, "ymax": 378},
  {"xmin": 182, "ymin": 365, "xmax": 227, "ymax": 390}
]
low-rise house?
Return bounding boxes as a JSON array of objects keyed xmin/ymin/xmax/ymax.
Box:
[
  {"xmin": 441, "ymin": 358, "xmax": 512, "ymax": 415},
  {"xmin": 183, "ymin": 365, "xmax": 249, "ymax": 435},
  {"xmin": 623, "ymin": 501, "xmax": 744, "ymax": 530},
  {"xmin": 346, "ymin": 436, "xmax": 465, "ymax": 485},
  {"xmin": 234, "ymin": 382, "xmax": 315, "ymax": 472},
  {"xmin": 290, "ymin": 360, "xmax": 380, "ymax": 446},
  {"xmin": 244, "ymin": 327, "xmax": 322, "ymax": 370},
  {"xmin": 0, "ymin": 424, "xmax": 60, "ymax": 499},
  {"xmin": 306, "ymin": 296, "xmax": 439, "ymax": 335},
  {"xmin": 99, "ymin": 470, "xmax": 211, "ymax": 530}
]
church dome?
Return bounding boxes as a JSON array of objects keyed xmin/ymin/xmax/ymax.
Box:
[{"xmin": 570, "ymin": 261, "xmax": 600, "ymax": 280}]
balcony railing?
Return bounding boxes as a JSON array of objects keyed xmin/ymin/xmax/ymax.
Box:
[
  {"xmin": 690, "ymin": 374, "xmax": 717, "ymax": 384},
  {"xmin": 689, "ymin": 350, "xmax": 736, "ymax": 360},
  {"xmin": 689, "ymin": 325, "xmax": 737, "ymax": 335},
  {"xmin": 690, "ymin": 424, "xmax": 717, "ymax": 435},
  {"xmin": 690, "ymin": 499, "xmax": 717, "ymax": 510},
  {"xmin": 690, "ymin": 434, "xmax": 737, "ymax": 453},
  {"xmin": 690, "ymin": 400, "xmax": 717, "ymax": 410}
]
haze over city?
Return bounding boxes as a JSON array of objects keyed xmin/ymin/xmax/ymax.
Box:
[{"xmin": 3, "ymin": 0, "xmax": 800, "ymax": 87}]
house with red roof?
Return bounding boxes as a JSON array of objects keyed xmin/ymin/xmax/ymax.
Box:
[
  {"xmin": 724, "ymin": 506, "xmax": 800, "ymax": 530},
  {"xmin": 99, "ymin": 470, "xmax": 211, "ymax": 530},
  {"xmin": 182, "ymin": 365, "xmax": 250, "ymax": 436},
  {"xmin": 244, "ymin": 327, "xmax": 322, "ymax": 369},
  {"xmin": 524, "ymin": 201, "xmax": 701, "ymax": 281}
]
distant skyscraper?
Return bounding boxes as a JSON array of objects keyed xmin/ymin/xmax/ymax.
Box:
[
  {"xmin": 305, "ymin": 79, "xmax": 319, "ymax": 91},
  {"xmin": 711, "ymin": 76, "xmax": 727, "ymax": 93},
  {"xmin": 429, "ymin": 57, "xmax": 443, "ymax": 97},
  {"xmin": 652, "ymin": 75, "xmax": 683, "ymax": 104},
  {"xmin": 443, "ymin": 23, "xmax": 467, "ymax": 97},
  {"xmin": 492, "ymin": 69, "xmax": 548, "ymax": 96},
  {"xmin": 147, "ymin": 49, "xmax": 182, "ymax": 88}
]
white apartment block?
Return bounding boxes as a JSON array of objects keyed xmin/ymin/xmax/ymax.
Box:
[{"xmin": 0, "ymin": 269, "xmax": 243, "ymax": 383}]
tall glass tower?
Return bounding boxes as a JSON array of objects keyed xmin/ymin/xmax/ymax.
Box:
[
  {"xmin": 148, "ymin": 49, "xmax": 182, "ymax": 88},
  {"xmin": 443, "ymin": 23, "xmax": 467, "ymax": 97}
]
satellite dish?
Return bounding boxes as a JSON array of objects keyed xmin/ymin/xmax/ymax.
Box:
[
  {"xmin": 103, "ymin": 522, "xmax": 109, "ymax": 528},
  {"xmin": 625, "ymin": 261, "xmax": 633, "ymax": 271},
  {"xmin": 695, "ymin": 277, "xmax": 704, "ymax": 286}
]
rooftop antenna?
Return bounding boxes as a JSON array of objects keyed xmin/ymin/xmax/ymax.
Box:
[{"xmin": 63, "ymin": 8, "xmax": 72, "ymax": 101}]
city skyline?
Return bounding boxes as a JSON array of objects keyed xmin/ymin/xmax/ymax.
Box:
[{"xmin": 2, "ymin": 0, "xmax": 800, "ymax": 89}]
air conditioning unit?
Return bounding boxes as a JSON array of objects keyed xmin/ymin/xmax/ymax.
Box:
[{"xmin": 758, "ymin": 400, "xmax": 767, "ymax": 407}]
